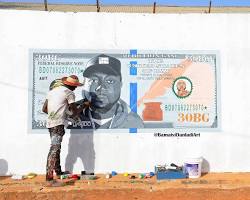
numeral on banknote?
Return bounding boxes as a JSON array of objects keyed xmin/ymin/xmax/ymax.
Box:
[{"xmin": 178, "ymin": 113, "xmax": 209, "ymax": 123}]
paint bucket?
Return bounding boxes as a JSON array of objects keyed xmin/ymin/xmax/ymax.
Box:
[
  {"xmin": 183, "ymin": 157, "xmax": 203, "ymax": 178},
  {"xmin": 11, "ymin": 174, "xmax": 24, "ymax": 180},
  {"xmin": 139, "ymin": 173, "xmax": 145, "ymax": 179},
  {"xmin": 105, "ymin": 173, "xmax": 112, "ymax": 179},
  {"xmin": 111, "ymin": 171, "xmax": 117, "ymax": 176},
  {"xmin": 123, "ymin": 172, "xmax": 129, "ymax": 177}
]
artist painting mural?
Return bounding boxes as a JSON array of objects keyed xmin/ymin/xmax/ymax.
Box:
[{"xmin": 29, "ymin": 50, "xmax": 220, "ymax": 132}]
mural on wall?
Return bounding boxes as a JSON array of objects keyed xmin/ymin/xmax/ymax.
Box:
[{"xmin": 29, "ymin": 50, "xmax": 219, "ymax": 133}]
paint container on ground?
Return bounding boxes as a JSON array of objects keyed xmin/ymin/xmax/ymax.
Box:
[
  {"xmin": 23, "ymin": 173, "xmax": 37, "ymax": 179},
  {"xmin": 111, "ymin": 171, "xmax": 117, "ymax": 176},
  {"xmin": 60, "ymin": 174, "xmax": 68, "ymax": 179},
  {"xmin": 106, "ymin": 173, "xmax": 112, "ymax": 179},
  {"xmin": 11, "ymin": 174, "xmax": 23, "ymax": 180},
  {"xmin": 139, "ymin": 174, "xmax": 145, "ymax": 179},
  {"xmin": 183, "ymin": 157, "xmax": 203, "ymax": 178},
  {"xmin": 130, "ymin": 175, "xmax": 136, "ymax": 179},
  {"xmin": 149, "ymin": 172, "xmax": 155, "ymax": 176},
  {"xmin": 123, "ymin": 173, "xmax": 129, "ymax": 177},
  {"xmin": 69, "ymin": 174, "xmax": 80, "ymax": 180}
]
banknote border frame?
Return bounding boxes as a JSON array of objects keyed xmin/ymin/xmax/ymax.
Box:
[{"xmin": 27, "ymin": 49, "xmax": 221, "ymax": 134}]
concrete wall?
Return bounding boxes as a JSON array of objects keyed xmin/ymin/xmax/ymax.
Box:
[{"xmin": 0, "ymin": 10, "xmax": 250, "ymax": 175}]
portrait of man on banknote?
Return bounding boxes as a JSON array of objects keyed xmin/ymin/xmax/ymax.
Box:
[
  {"xmin": 172, "ymin": 76, "xmax": 192, "ymax": 99},
  {"xmin": 176, "ymin": 79, "xmax": 190, "ymax": 98},
  {"xmin": 69, "ymin": 54, "xmax": 144, "ymax": 129}
]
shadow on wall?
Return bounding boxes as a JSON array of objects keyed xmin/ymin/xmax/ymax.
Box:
[
  {"xmin": 65, "ymin": 129, "xmax": 95, "ymax": 173},
  {"xmin": 0, "ymin": 159, "xmax": 8, "ymax": 175},
  {"xmin": 202, "ymin": 158, "xmax": 210, "ymax": 174}
]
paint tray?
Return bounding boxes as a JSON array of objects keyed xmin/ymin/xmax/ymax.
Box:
[{"xmin": 155, "ymin": 166, "xmax": 187, "ymax": 180}]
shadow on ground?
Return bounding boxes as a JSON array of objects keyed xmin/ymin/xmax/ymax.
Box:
[
  {"xmin": 0, "ymin": 159, "xmax": 9, "ymax": 179},
  {"xmin": 65, "ymin": 129, "xmax": 95, "ymax": 174}
]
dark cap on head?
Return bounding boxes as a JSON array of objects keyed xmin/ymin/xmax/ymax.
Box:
[{"xmin": 83, "ymin": 54, "xmax": 121, "ymax": 78}]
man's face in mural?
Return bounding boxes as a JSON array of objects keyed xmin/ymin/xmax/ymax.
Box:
[{"xmin": 87, "ymin": 72, "xmax": 122, "ymax": 108}]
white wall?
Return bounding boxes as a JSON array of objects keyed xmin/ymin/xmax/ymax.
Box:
[{"xmin": 0, "ymin": 10, "xmax": 250, "ymax": 175}]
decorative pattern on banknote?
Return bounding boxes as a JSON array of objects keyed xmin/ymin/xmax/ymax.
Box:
[{"xmin": 29, "ymin": 50, "xmax": 220, "ymax": 132}]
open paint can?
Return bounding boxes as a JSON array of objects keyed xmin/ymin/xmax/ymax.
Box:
[{"xmin": 183, "ymin": 157, "xmax": 203, "ymax": 178}]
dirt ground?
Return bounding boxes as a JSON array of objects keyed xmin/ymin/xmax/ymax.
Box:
[{"xmin": 1, "ymin": 173, "xmax": 250, "ymax": 200}]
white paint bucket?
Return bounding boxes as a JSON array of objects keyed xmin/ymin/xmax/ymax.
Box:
[
  {"xmin": 183, "ymin": 157, "xmax": 203, "ymax": 178},
  {"xmin": 105, "ymin": 173, "xmax": 112, "ymax": 179}
]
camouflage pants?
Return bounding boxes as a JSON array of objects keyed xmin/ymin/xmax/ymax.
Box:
[{"xmin": 46, "ymin": 125, "xmax": 65, "ymax": 181}]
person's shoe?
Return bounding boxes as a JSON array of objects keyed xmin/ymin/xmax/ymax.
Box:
[{"xmin": 56, "ymin": 171, "xmax": 70, "ymax": 175}]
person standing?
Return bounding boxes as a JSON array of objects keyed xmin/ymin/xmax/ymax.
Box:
[{"xmin": 42, "ymin": 75, "xmax": 89, "ymax": 181}]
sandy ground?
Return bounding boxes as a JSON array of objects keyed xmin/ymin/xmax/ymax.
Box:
[
  {"xmin": 1, "ymin": 173, "xmax": 250, "ymax": 200},
  {"xmin": 0, "ymin": 2, "xmax": 250, "ymax": 13}
]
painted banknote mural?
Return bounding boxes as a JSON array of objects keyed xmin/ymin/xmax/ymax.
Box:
[{"xmin": 29, "ymin": 50, "xmax": 220, "ymax": 133}]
